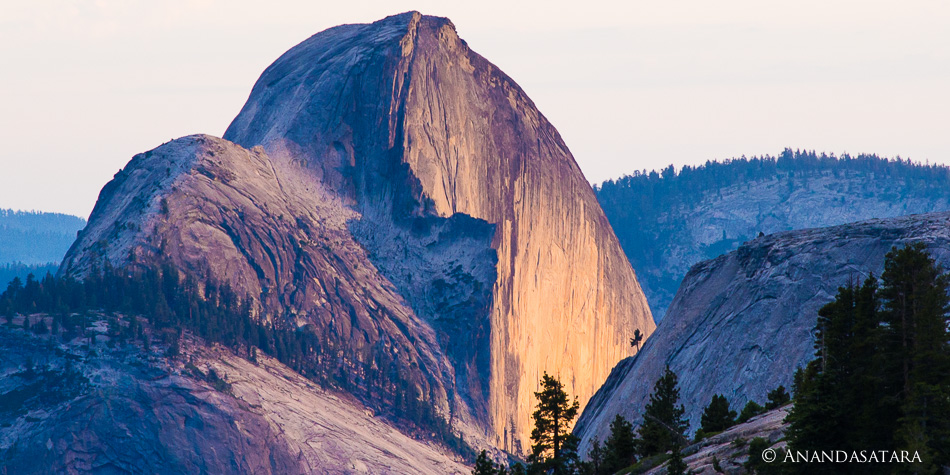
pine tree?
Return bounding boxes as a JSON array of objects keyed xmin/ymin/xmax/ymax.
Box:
[
  {"xmin": 737, "ymin": 400, "xmax": 764, "ymax": 424},
  {"xmin": 785, "ymin": 280, "xmax": 863, "ymax": 473},
  {"xmin": 583, "ymin": 438, "xmax": 606, "ymax": 475},
  {"xmin": 637, "ymin": 366, "xmax": 688, "ymax": 458},
  {"xmin": 787, "ymin": 244, "xmax": 950, "ymax": 472},
  {"xmin": 666, "ymin": 437, "xmax": 687, "ymax": 475},
  {"xmin": 603, "ymin": 414, "xmax": 636, "ymax": 472},
  {"xmin": 879, "ymin": 243, "xmax": 950, "ymax": 468},
  {"xmin": 528, "ymin": 372, "xmax": 580, "ymax": 474},
  {"xmin": 472, "ymin": 450, "xmax": 500, "ymax": 475},
  {"xmin": 630, "ymin": 329, "xmax": 644, "ymax": 353},
  {"xmin": 745, "ymin": 437, "xmax": 780, "ymax": 475},
  {"xmin": 765, "ymin": 386, "xmax": 790, "ymax": 410},
  {"xmin": 699, "ymin": 394, "xmax": 736, "ymax": 434}
]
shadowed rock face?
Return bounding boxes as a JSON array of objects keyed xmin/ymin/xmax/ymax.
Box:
[
  {"xmin": 62, "ymin": 12, "xmax": 653, "ymax": 453},
  {"xmin": 574, "ymin": 211, "xmax": 950, "ymax": 455}
]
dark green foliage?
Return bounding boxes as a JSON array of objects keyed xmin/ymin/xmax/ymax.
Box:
[
  {"xmin": 711, "ymin": 455, "xmax": 723, "ymax": 473},
  {"xmin": 473, "ymin": 450, "xmax": 497, "ymax": 475},
  {"xmin": 880, "ymin": 243, "xmax": 950, "ymax": 470},
  {"xmin": 471, "ymin": 451, "xmax": 523, "ymax": 475},
  {"xmin": 528, "ymin": 372, "xmax": 580, "ymax": 474},
  {"xmin": 700, "ymin": 394, "xmax": 736, "ymax": 434},
  {"xmin": 31, "ymin": 317, "xmax": 48, "ymax": 335},
  {"xmin": 764, "ymin": 386, "xmax": 789, "ymax": 410},
  {"xmin": 665, "ymin": 437, "xmax": 687, "ymax": 475},
  {"xmin": 604, "ymin": 414, "xmax": 637, "ymax": 471},
  {"xmin": 630, "ymin": 329, "xmax": 643, "ymax": 352},
  {"xmin": 206, "ymin": 369, "xmax": 231, "ymax": 393},
  {"xmin": 0, "ymin": 263, "xmax": 59, "ymax": 290},
  {"xmin": 638, "ymin": 366, "xmax": 688, "ymax": 458},
  {"xmin": 164, "ymin": 336, "xmax": 180, "ymax": 357},
  {"xmin": 737, "ymin": 401, "xmax": 765, "ymax": 424},
  {"xmin": 580, "ymin": 415, "xmax": 637, "ymax": 474},
  {"xmin": 0, "ymin": 263, "xmax": 474, "ymax": 460},
  {"xmin": 787, "ymin": 243, "xmax": 950, "ymax": 472},
  {"xmin": 581, "ymin": 439, "xmax": 606, "ymax": 475}
]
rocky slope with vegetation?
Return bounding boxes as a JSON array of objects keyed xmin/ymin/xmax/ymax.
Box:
[
  {"xmin": 0, "ymin": 311, "xmax": 467, "ymax": 473},
  {"xmin": 638, "ymin": 407, "xmax": 789, "ymax": 475},
  {"xmin": 596, "ymin": 151, "xmax": 950, "ymax": 319},
  {"xmin": 574, "ymin": 210, "xmax": 950, "ymax": 456}
]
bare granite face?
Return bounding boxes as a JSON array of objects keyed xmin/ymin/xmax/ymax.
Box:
[
  {"xmin": 222, "ymin": 11, "xmax": 654, "ymax": 452},
  {"xmin": 574, "ymin": 211, "xmax": 950, "ymax": 456},
  {"xmin": 61, "ymin": 12, "xmax": 654, "ymax": 454}
]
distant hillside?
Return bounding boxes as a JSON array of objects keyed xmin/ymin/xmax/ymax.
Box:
[
  {"xmin": 0, "ymin": 209, "xmax": 86, "ymax": 278},
  {"xmin": 596, "ymin": 149, "xmax": 950, "ymax": 319},
  {"xmin": 0, "ymin": 262, "xmax": 59, "ymax": 287}
]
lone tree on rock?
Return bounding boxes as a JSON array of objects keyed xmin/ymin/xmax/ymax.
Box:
[
  {"xmin": 529, "ymin": 372, "xmax": 580, "ymax": 474},
  {"xmin": 630, "ymin": 329, "xmax": 644, "ymax": 353}
]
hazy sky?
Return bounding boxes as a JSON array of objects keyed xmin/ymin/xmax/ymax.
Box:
[{"xmin": 1, "ymin": 0, "xmax": 948, "ymax": 217}]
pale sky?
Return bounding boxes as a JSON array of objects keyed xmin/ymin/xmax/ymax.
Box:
[{"xmin": 1, "ymin": 0, "xmax": 948, "ymax": 218}]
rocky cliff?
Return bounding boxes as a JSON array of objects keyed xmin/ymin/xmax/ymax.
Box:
[
  {"xmin": 61, "ymin": 11, "xmax": 653, "ymax": 453},
  {"xmin": 574, "ymin": 211, "xmax": 950, "ymax": 455}
]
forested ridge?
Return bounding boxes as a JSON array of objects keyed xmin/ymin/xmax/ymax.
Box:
[
  {"xmin": 0, "ymin": 209, "xmax": 86, "ymax": 274},
  {"xmin": 597, "ymin": 150, "xmax": 950, "ymax": 212},
  {"xmin": 596, "ymin": 149, "xmax": 950, "ymax": 319}
]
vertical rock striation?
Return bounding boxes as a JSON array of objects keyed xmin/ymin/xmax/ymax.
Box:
[
  {"xmin": 223, "ymin": 11, "xmax": 655, "ymax": 452},
  {"xmin": 60, "ymin": 12, "xmax": 653, "ymax": 454}
]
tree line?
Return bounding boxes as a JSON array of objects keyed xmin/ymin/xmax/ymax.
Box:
[
  {"xmin": 0, "ymin": 262, "xmax": 473, "ymax": 459},
  {"xmin": 5, "ymin": 243, "xmax": 946, "ymax": 472},
  {"xmin": 595, "ymin": 149, "xmax": 950, "ymax": 320},
  {"xmin": 0, "ymin": 262, "xmax": 59, "ymax": 291},
  {"xmin": 596, "ymin": 149, "xmax": 950, "ymax": 224}
]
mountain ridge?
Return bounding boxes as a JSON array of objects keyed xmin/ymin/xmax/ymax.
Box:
[{"xmin": 596, "ymin": 150, "xmax": 950, "ymax": 319}]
